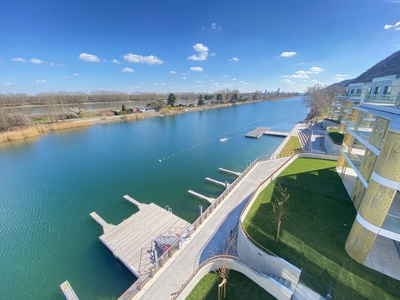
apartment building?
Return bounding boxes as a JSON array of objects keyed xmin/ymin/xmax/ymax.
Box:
[{"xmin": 328, "ymin": 75, "xmax": 400, "ymax": 279}]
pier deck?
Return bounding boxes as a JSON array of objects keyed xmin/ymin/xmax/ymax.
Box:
[
  {"xmin": 93, "ymin": 202, "xmax": 189, "ymax": 277},
  {"xmin": 245, "ymin": 127, "xmax": 270, "ymax": 138},
  {"xmin": 263, "ymin": 130, "xmax": 289, "ymax": 137},
  {"xmin": 60, "ymin": 281, "xmax": 79, "ymax": 300}
]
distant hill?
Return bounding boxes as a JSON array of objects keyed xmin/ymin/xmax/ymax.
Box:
[
  {"xmin": 330, "ymin": 50, "xmax": 400, "ymax": 87},
  {"xmin": 350, "ymin": 50, "xmax": 400, "ymax": 84}
]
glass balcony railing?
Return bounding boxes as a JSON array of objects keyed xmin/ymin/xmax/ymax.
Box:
[{"xmin": 363, "ymin": 94, "xmax": 400, "ymax": 107}]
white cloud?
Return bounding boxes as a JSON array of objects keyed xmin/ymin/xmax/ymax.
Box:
[
  {"xmin": 193, "ymin": 43, "xmax": 208, "ymax": 52},
  {"xmin": 291, "ymin": 71, "xmax": 309, "ymax": 79},
  {"xmin": 232, "ymin": 78, "xmax": 237, "ymax": 81},
  {"xmin": 334, "ymin": 74, "xmax": 349, "ymax": 82},
  {"xmin": 210, "ymin": 53, "xmax": 216, "ymax": 56},
  {"xmin": 229, "ymin": 57, "xmax": 239, "ymax": 62},
  {"xmin": 112, "ymin": 59, "xmax": 121, "ymax": 64},
  {"xmin": 62, "ymin": 76, "xmax": 70, "ymax": 79},
  {"xmin": 384, "ymin": 21, "xmax": 400, "ymax": 30},
  {"xmin": 122, "ymin": 67, "xmax": 134, "ymax": 73},
  {"xmin": 196, "ymin": 80, "xmax": 203, "ymax": 83},
  {"xmin": 309, "ymin": 66, "xmax": 324, "ymax": 73},
  {"xmin": 182, "ymin": 77, "xmax": 187, "ymax": 80},
  {"xmin": 35, "ymin": 80, "xmax": 47, "ymax": 83},
  {"xmin": 188, "ymin": 43, "xmax": 209, "ymax": 61},
  {"xmin": 79, "ymin": 53, "xmax": 100, "ymax": 62},
  {"xmin": 30, "ymin": 58, "xmax": 44, "ymax": 64},
  {"xmin": 280, "ymin": 52, "xmax": 297, "ymax": 57},
  {"xmin": 281, "ymin": 79, "xmax": 295, "ymax": 84},
  {"xmin": 11, "ymin": 57, "xmax": 26, "ymax": 62},
  {"xmin": 4, "ymin": 82, "xmax": 11, "ymax": 86},
  {"xmin": 222, "ymin": 75, "xmax": 228, "ymax": 78},
  {"xmin": 154, "ymin": 83, "xmax": 158, "ymax": 86},
  {"xmin": 190, "ymin": 67, "xmax": 203, "ymax": 71},
  {"xmin": 74, "ymin": 73, "xmax": 80, "ymax": 76},
  {"xmin": 123, "ymin": 53, "xmax": 163, "ymax": 64},
  {"xmin": 170, "ymin": 70, "xmax": 176, "ymax": 74},
  {"xmin": 210, "ymin": 23, "xmax": 222, "ymax": 30},
  {"xmin": 161, "ymin": 83, "xmax": 165, "ymax": 86},
  {"xmin": 335, "ymin": 73, "xmax": 349, "ymax": 77},
  {"xmin": 188, "ymin": 52, "xmax": 208, "ymax": 61}
]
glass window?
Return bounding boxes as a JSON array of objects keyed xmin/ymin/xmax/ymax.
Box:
[
  {"xmin": 383, "ymin": 86, "xmax": 392, "ymax": 95},
  {"xmin": 374, "ymin": 86, "xmax": 380, "ymax": 94}
]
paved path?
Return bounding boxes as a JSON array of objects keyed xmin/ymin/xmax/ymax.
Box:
[{"xmin": 134, "ymin": 157, "xmax": 290, "ymax": 299}]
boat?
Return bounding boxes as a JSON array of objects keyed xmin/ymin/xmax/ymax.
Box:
[{"xmin": 220, "ymin": 137, "xmax": 230, "ymax": 142}]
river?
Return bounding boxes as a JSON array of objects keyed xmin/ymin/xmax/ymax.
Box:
[{"xmin": 0, "ymin": 97, "xmax": 307, "ymax": 299}]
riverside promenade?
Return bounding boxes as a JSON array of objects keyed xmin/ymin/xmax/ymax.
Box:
[{"xmin": 130, "ymin": 124, "xmax": 305, "ymax": 299}]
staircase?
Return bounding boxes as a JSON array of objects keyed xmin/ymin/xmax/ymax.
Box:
[{"xmin": 298, "ymin": 128, "xmax": 311, "ymax": 151}]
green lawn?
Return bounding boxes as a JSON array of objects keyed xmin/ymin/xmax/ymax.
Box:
[
  {"xmin": 243, "ymin": 158, "xmax": 400, "ymax": 299},
  {"xmin": 278, "ymin": 136, "xmax": 302, "ymax": 156},
  {"xmin": 186, "ymin": 270, "xmax": 276, "ymax": 300},
  {"xmin": 328, "ymin": 128, "xmax": 344, "ymax": 145}
]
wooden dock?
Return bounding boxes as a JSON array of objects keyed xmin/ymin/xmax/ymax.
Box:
[
  {"xmin": 263, "ymin": 130, "xmax": 289, "ymax": 137},
  {"xmin": 218, "ymin": 167, "xmax": 241, "ymax": 177},
  {"xmin": 60, "ymin": 281, "xmax": 79, "ymax": 300},
  {"xmin": 188, "ymin": 190, "xmax": 214, "ymax": 204},
  {"xmin": 205, "ymin": 177, "xmax": 228, "ymax": 189},
  {"xmin": 92, "ymin": 202, "xmax": 189, "ymax": 277},
  {"xmin": 245, "ymin": 127, "xmax": 270, "ymax": 138}
]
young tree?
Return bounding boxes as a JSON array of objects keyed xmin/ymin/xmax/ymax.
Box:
[
  {"xmin": 167, "ymin": 93, "xmax": 176, "ymax": 106},
  {"xmin": 216, "ymin": 93, "xmax": 223, "ymax": 102},
  {"xmin": 271, "ymin": 184, "xmax": 290, "ymax": 243},
  {"xmin": 122, "ymin": 103, "xmax": 126, "ymax": 111}
]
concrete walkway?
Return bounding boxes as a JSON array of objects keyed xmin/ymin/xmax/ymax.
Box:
[{"xmin": 134, "ymin": 157, "xmax": 290, "ymax": 299}]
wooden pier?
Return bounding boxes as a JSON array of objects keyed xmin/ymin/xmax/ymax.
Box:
[
  {"xmin": 245, "ymin": 127, "xmax": 270, "ymax": 138},
  {"xmin": 188, "ymin": 190, "xmax": 214, "ymax": 204},
  {"xmin": 218, "ymin": 167, "xmax": 241, "ymax": 177},
  {"xmin": 205, "ymin": 177, "xmax": 228, "ymax": 189},
  {"xmin": 60, "ymin": 281, "xmax": 79, "ymax": 300},
  {"xmin": 263, "ymin": 129, "xmax": 289, "ymax": 137},
  {"xmin": 91, "ymin": 200, "xmax": 189, "ymax": 278}
]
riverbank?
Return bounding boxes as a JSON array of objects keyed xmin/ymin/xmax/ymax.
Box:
[{"xmin": 0, "ymin": 99, "xmax": 291, "ymax": 144}]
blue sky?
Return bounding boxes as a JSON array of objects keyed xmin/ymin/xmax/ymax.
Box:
[{"xmin": 1, "ymin": 0, "xmax": 400, "ymax": 95}]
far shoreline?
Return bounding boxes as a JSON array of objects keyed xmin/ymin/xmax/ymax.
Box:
[{"xmin": 0, "ymin": 96, "xmax": 299, "ymax": 145}]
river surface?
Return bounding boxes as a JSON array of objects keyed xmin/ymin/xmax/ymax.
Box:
[{"xmin": 0, "ymin": 97, "xmax": 307, "ymax": 299}]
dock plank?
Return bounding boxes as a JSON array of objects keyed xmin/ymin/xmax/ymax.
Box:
[
  {"xmin": 94, "ymin": 202, "xmax": 189, "ymax": 278},
  {"xmin": 245, "ymin": 127, "xmax": 270, "ymax": 138}
]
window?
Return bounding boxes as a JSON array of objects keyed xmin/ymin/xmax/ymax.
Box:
[
  {"xmin": 383, "ymin": 86, "xmax": 392, "ymax": 95},
  {"xmin": 374, "ymin": 87, "xmax": 380, "ymax": 94},
  {"xmin": 350, "ymin": 89, "xmax": 354, "ymax": 94},
  {"xmin": 367, "ymin": 87, "xmax": 372, "ymax": 94},
  {"xmin": 356, "ymin": 89, "xmax": 361, "ymax": 94}
]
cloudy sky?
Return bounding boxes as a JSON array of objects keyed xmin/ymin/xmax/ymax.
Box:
[{"xmin": 1, "ymin": 0, "xmax": 400, "ymax": 94}]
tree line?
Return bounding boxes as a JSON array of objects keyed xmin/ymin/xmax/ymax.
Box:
[{"xmin": 0, "ymin": 90, "xmax": 300, "ymax": 108}]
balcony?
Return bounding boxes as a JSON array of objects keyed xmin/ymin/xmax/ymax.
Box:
[{"xmin": 363, "ymin": 94, "xmax": 400, "ymax": 107}]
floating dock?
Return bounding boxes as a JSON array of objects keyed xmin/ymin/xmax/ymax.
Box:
[
  {"xmin": 91, "ymin": 198, "xmax": 189, "ymax": 278},
  {"xmin": 245, "ymin": 127, "xmax": 270, "ymax": 138},
  {"xmin": 188, "ymin": 190, "xmax": 214, "ymax": 204},
  {"xmin": 60, "ymin": 281, "xmax": 79, "ymax": 300},
  {"xmin": 218, "ymin": 167, "xmax": 241, "ymax": 177},
  {"xmin": 263, "ymin": 129, "xmax": 289, "ymax": 137},
  {"xmin": 205, "ymin": 177, "xmax": 229, "ymax": 189}
]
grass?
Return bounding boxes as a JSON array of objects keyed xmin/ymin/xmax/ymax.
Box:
[
  {"xmin": 243, "ymin": 158, "xmax": 400, "ymax": 299},
  {"xmin": 186, "ymin": 270, "xmax": 276, "ymax": 300},
  {"xmin": 328, "ymin": 128, "xmax": 344, "ymax": 145},
  {"xmin": 278, "ymin": 136, "xmax": 302, "ymax": 156}
]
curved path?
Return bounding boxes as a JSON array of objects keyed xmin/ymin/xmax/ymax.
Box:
[{"xmin": 133, "ymin": 157, "xmax": 290, "ymax": 299}]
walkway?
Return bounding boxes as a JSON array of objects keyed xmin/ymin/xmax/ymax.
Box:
[{"xmin": 133, "ymin": 157, "xmax": 290, "ymax": 299}]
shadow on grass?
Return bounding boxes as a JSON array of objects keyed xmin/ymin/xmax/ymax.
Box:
[
  {"xmin": 243, "ymin": 158, "xmax": 400, "ymax": 299},
  {"xmin": 186, "ymin": 270, "xmax": 276, "ymax": 300}
]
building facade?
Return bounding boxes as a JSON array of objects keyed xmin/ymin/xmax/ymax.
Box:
[{"xmin": 329, "ymin": 75, "xmax": 400, "ymax": 279}]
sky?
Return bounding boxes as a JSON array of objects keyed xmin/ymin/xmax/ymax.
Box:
[{"xmin": 1, "ymin": 0, "xmax": 400, "ymax": 95}]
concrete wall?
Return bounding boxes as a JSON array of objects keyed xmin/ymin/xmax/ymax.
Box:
[
  {"xmin": 324, "ymin": 131, "xmax": 342, "ymax": 155},
  {"xmin": 176, "ymin": 258, "xmax": 292, "ymax": 300}
]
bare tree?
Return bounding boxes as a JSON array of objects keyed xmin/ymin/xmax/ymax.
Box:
[
  {"xmin": 303, "ymin": 84, "xmax": 345, "ymax": 120},
  {"xmin": 271, "ymin": 184, "xmax": 290, "ymax": 243}
]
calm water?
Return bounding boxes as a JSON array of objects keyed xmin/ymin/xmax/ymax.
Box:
[{"xmin": 0, "ymin": 98, "xmax": 307, "ymax": 299}]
